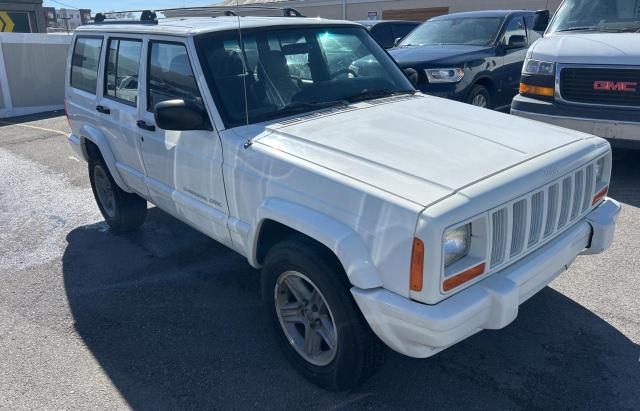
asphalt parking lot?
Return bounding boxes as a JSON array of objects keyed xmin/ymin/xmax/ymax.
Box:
[{"xmin": 0, "ymin": 112, "xmax": 639, "ymax": 410}]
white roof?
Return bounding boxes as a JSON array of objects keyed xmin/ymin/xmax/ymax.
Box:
[{"xmin": 76, "ymin": 16, "xmax": 359, "ymax": 36}]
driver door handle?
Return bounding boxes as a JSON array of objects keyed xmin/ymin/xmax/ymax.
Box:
[
  {"xmin": 136, "ymin": 120, "xmax": 156, "ymax": 132},
  {"xmin": 95, "ymin": 105, "xmax": 110, "ymax": 114}
]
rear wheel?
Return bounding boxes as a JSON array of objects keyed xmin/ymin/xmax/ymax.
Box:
[
  {"xmin": 467, "ymin": 84, "xmax": 492, "ymax": 109},
  {"xmin": 89, "ymin": 156, "xmax": 147, "ymax": 232},
  {"xmin": 262, "ymin": 236, "xmax": 386, "ymax": 391}
]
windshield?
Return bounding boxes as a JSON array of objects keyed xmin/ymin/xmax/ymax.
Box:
[
  {"xmin": 195, "ymin": 26, "xmax": 414, "ymax": 127},
  {"xmin": 399, "ymin": 17, "xmax": 504, "ymax": 47},
  {"xmin": 548, "ymin": 0, "xmax": 640, "ymax": 33}
]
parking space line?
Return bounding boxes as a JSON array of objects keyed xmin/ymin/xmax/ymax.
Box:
[{"xmin": 0, "ymin": 120, "xmax": 68, "ymax": 137}]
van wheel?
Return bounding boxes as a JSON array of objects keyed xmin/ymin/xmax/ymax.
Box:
[
  {"xmin": 262, "ymin": 236, "xmax": 386, "ymax": 391},
  {"xmin": 89, "ymin": 158, "xmax": 147, "ymax": 232},
  {"xmin": 467, "ymin": 85, "xmax": 492, "ymax": 109}
]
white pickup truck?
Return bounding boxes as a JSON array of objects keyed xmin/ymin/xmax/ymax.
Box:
[
  {"xmin": 65, "ymin": 9, "xmax": 620, "ymax": 390},
  {"xmin": 512, "ymin": 0, "xmax": 640, "ymax": 149}
]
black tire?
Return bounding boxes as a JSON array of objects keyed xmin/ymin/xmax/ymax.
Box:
[
  {"xmin": 466, "ymin": 84, "xmax": 493, "ymax": 109},
  {"xmin": 261, "ymin": 235, "xmax": 386, "ymax": 391},
  {"xmin": 88, "ymin": 156, "xmax": 147, "ymax": 232}
]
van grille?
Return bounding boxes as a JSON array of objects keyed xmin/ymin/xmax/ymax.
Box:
[
  {"xmin": 560, "ymin": 67, "xmax": 640, "ymax": 107},
  {"xmin": 488, "ymin": 161, "xmax": 598, "ymax": 270}
]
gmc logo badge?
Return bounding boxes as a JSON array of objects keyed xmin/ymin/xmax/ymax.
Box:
[{"xmin": 593, "ymin": 81, "xmax": 638, "ymax": 92}]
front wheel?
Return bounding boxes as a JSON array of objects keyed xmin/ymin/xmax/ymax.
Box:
[
  {"xmin": 89, "ymin": 157, "xmax": 147, "ymax": 232},
  {"xmin": 466, "ymin": 84, "xmax": 492, "ymax": 109},
  {"xmin": 262, "ymin": 236, "xmax": 386, "ymax": 391}
]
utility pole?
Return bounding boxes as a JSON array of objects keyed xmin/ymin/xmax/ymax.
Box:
[
  {"xmin": 60, "ymin": 17, "xmax": 70, "ymax": 34},
  {"xmin": 342, "ymin": 0, "xmax": 346, "ymax": 20}
]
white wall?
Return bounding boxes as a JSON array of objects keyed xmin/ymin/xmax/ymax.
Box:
[{"xmin": 0, "ymin": 33, "xmax": 72, "ymax": 118}]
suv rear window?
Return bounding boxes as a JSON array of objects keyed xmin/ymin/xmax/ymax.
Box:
[{"xmin": 70, "ymin": 37, "xmax": 103, "ymax": 94}]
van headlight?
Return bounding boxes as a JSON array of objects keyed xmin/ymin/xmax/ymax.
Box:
[
  {"xmin": 425, "ymin": 68, "xmax": 465, "ymax": 83},
  {"xmin": 523, "ymin": 59, "xmax": 556, "ymax": 76},
  {"xmin": 444, "ymin": 224, "xmax": 471, "ymax": 267}
]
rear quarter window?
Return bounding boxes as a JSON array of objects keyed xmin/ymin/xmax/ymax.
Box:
[{"xmin": 70, "ymin": 37, "xmax": 103, "ymax": 94}]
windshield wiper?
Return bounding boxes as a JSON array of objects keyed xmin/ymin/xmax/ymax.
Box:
[
  {"xmin": 345, "ymin": 90, "xmax": 415, "ymax": 103},
  {"xmin": 556, "ymin": 26, "xmax": 601, "ymax": 32}
]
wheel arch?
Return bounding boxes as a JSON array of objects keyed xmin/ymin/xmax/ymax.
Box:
[
  {"xmin": 470, "ymin": 76, "xmax": 496, "ymax": 100},
  {"xmin": 79, "ymin": 125, "xmax": 133, "ymax": 193},
  {"xmin": 249, "ymin": 198, "xmax": 384, "ymax": 290}
]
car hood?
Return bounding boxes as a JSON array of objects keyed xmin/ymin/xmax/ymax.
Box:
[
  {"xmin": 531, "ymin": 33, "xmax": 640, "ymax": 65},
  {"xmin": 389, "ymin": 44, "xmax": 491, "ymax": 67},
  {"xmin": 254, "ymin": 95, "xmax": 590, "ymax": 206}
]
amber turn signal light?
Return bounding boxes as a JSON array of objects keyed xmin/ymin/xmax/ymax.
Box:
[
  {"xmin": 443, "ymin": 263, "xmax": 486, "ymax": 292},
  {"xmin": 410, "ymin": 238, "xmax": 425, "ymax": 292},
  {"xmin": 519, "ymin": 83, "xmax": 555, "ymax": 97},
  {"xmin": 592, "ymin": 186, "xmax": 609, "ymax": 205}
]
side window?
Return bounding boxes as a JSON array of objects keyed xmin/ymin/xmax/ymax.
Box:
[
  {"xmin": 503, "ymin": 17, "xmax": 528, "ymax": 48},
  {"xmin": 147, "ymin": 42, "xmax": 204, "ymax": 112},
  {"xmin": 105, "ymin": 38, "xmax": 142, "ymax": 105},
  {"xmin": 70, "ymin": 37, "xmax": 103, "ymax": 94},
  {"xmin": 371, "ymin": 25, "xmax": 394, "ymax": 49},
  {"xmin": 525, "ymin": 15, "xmax": 543, "ymax": 43},
  {"xmin": 392, "ymin": 25, "xmax": 416, "ymax": 43}
]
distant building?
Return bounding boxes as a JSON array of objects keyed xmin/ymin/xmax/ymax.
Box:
[
  {"xmin": 43, "ymin": 5, "xmax": 56, "ymax": 27},
  {"xmin": 0, "ymin": 0, "xmax": 46, "ymax": 32}
]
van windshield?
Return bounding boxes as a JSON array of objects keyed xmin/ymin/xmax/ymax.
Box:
[
  {"xmin": 195, "ymin": 26, "xmax": 414, "ymax": 128},
  {"xmin": 548, "ymin": 0, "xmax": 640, "ymax": 33}
]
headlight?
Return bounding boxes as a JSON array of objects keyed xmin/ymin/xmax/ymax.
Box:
[
  {"xmin": 523, "ymin": 59, "xmax": 556, "ymax": 76},
  {"xmin": 425, "ymin": 68, "xmax": 465, "ymax": 83},
  {"xmin": 444, "ymin": 224, "xmax": 471, "ymax": 267}
]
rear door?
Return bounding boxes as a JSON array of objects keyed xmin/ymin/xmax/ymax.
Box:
[
  {"xmin": 138, "ymin": 37, "xmax": 231, "ymax": 244},
  {"xmin": 95, "ymin": 35, "xmax": 148, "ymax": 196},
  {"xmin": 66, "ymin": 35, "xmax": 104, "ymax": 142}
]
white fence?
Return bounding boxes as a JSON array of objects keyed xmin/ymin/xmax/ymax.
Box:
[{"xmin": 0, "ymin": 33, "xmax": 72, "ymax": 118}]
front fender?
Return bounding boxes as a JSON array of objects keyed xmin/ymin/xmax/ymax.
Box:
[
  {"xmin": 250, "ymin": 198, "xmax": 383, "ymax": 290},
  {"xmin": 79, "ymin": 124, "xmax": 133, "ymax": 193}
]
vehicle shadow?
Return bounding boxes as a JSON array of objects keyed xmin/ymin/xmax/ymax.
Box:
[
  {"xmin": 610, "ymin": 148, "xmax": 640, "ymax": 208},
  {"xmin": 62, "ymin": 208, "xmax": 639, "ymax": 410}
]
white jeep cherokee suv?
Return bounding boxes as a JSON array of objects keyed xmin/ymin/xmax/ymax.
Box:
[{"xmin": 65, "ymin": 9, "xmax": 621, "ymax": 390}]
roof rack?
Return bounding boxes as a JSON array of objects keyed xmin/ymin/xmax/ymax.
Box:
[{"xmin": 89, "ymin": 5, "xmax": 305, "ymax": 25}]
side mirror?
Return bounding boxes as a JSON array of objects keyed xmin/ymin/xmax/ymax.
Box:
[
  {"xmin": 533, "ymin": 10, "xmax": 550, "ymax": 32},
  {"xmin": 506, "ymin": 35, "xmax": 527, "ymax": 49},
  {"xmin": 154, "ymin": 99, "xmax": 211, "ymax": 131},
  {"xmin": 403, "ymin": 68, "xmax": 419, "ymax": 86},
  {"xmin": 394, "ymin": 37, "xmax": 403, "ymax": 47}
]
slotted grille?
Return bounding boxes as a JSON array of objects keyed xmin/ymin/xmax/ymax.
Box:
[
  {"xmin": 489, "ymin": 160, "xmax": 599, "ymax": 270},
  {"xmin": 491, "ymin": 208, "xmax": 508, "ymax": 266}
]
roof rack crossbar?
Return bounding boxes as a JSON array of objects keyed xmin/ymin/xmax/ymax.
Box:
[{"xmin": 90, "ymin": 5, "xmax": 305, "ymax": 24}]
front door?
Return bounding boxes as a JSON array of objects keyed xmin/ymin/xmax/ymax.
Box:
[
  {"xmin": 138, "ymin": 38, "xmax": 231, "ymax": 244},
  {"xmin": 498, "ymin": 16, "xmax": 529, "ymax": 107}
]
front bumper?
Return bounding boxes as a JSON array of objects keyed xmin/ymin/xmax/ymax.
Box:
[
  {"xmin": 511, "ymin": 95, "xmax": 640, "ymax": 145},
  {"xmin": 352, "ymin": 198, "xmax": 620, "ymax": 358}
]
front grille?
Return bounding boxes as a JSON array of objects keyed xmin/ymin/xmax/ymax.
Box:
[
  {"xmin": 488, "ymin": 161, "xmax": 598, "ymax": 270},
  {"xmin": 560, "ymin": 67, "xmax": 640, "ymax": 107}
]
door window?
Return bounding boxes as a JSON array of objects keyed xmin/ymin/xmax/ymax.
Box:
[
  {"xmin": 392, "ymin": 24, "xmax": 417, "ymax": 42},
  {"xmin": 70, "ymin": 37, "xmax": 103, "ymax": 94},
  {"xmin": 371, "ymin": 25, "xmax": 394, "ymax": 48},
  {"xmin": 147, "ymin": 42, "xmax": 204, "ymax": 112},
  {"xmin": 503, "ymin": 17, "xmax": 528, "ymax": 48},
  {"xmin": 105, "ymin": 38, "xmax": 142, "ymax": 105}
]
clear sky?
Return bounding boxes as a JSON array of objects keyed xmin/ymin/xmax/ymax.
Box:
[{"xmin": 43, "ymin": 0, "xmax": 223, "ymax": 12}]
